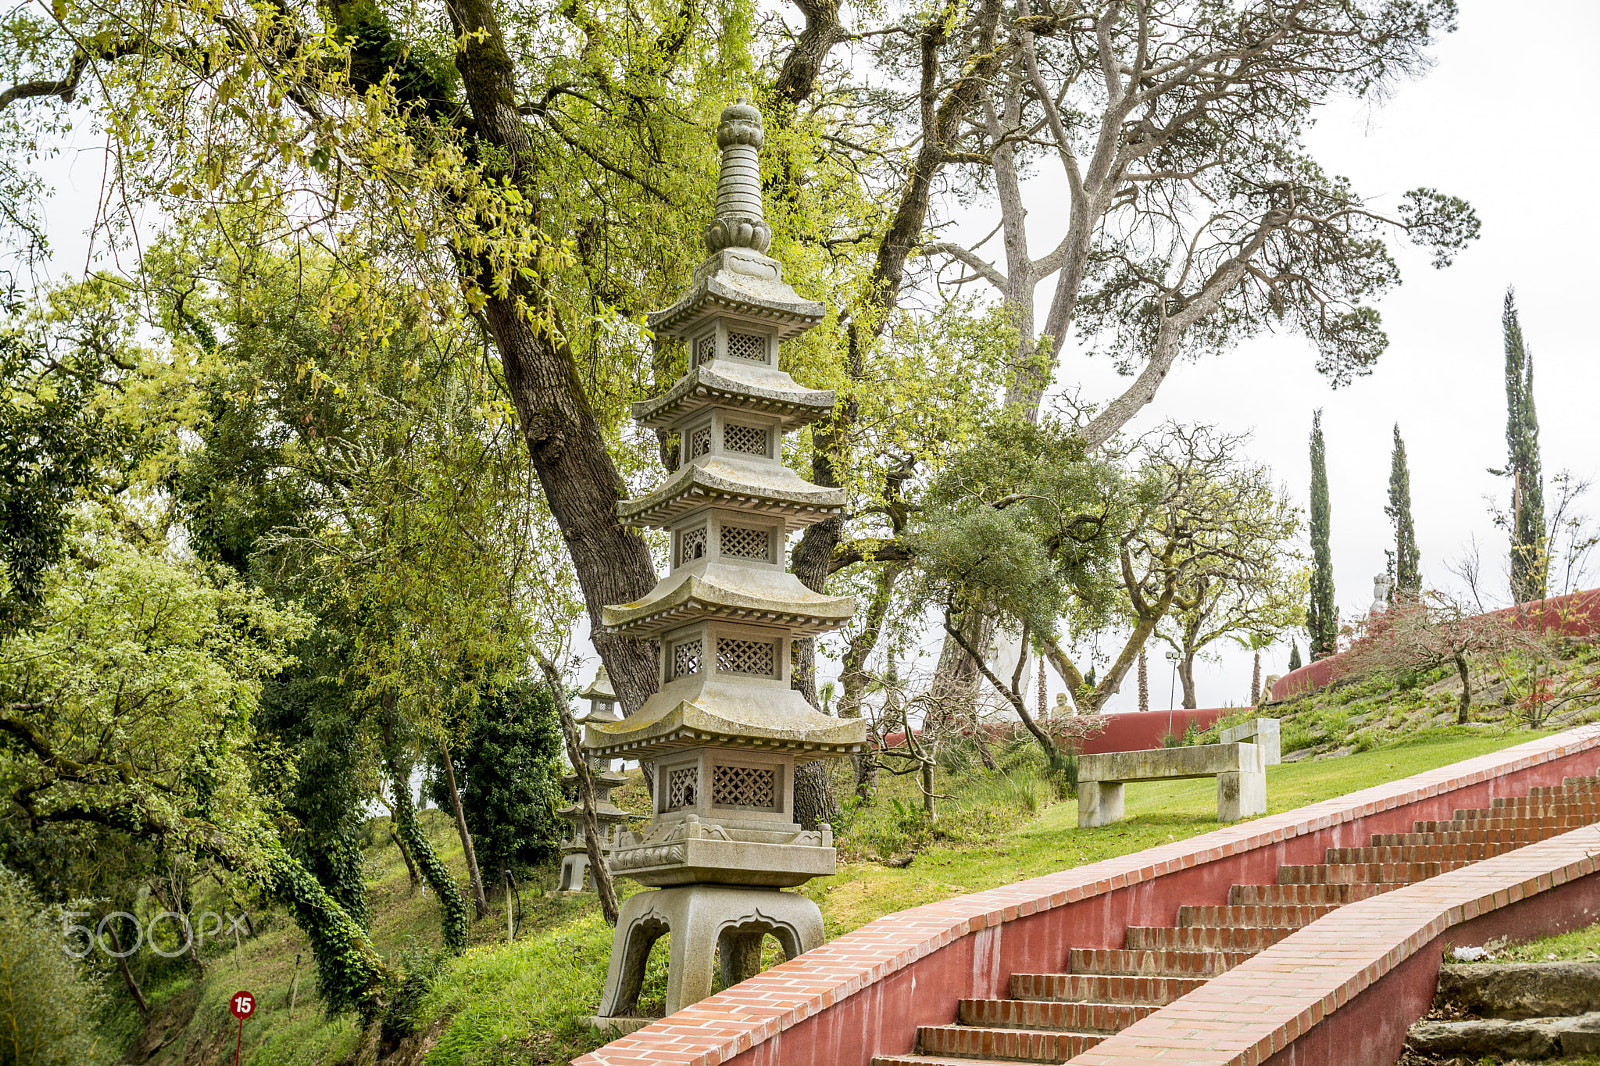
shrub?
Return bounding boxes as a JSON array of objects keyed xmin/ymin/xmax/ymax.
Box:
[{"xmin": 0, "ymin": 866, "xmax": 110, "ymax": 1066}]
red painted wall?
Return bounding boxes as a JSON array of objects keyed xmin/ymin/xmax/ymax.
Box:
[
  {"xmin": 1269, "ymin": 587, "xmax": 1600, "ymax": 703},
  {"xmin": 1075, "ymin": 707, "xmax": 1229, "ymax": 755}
]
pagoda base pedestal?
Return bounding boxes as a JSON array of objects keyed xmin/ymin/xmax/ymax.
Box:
[
  {"xmin": 557, "ymin": 850, "xmax": 591, "ymax": 893},
  {"xmin": 595, "ymin": 884, "xmax": 823, "ymax": 1018}
]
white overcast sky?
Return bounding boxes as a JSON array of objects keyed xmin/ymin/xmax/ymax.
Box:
[{"xmin": 23, "ymin": 0, "xmax": 1600, "ymax": 714}]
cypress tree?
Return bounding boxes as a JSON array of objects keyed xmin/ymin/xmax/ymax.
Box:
[
  {"xmin": 1307, "ymin": 410, "xmax": 1337, "ymax": 659},
  {"xmin": 1288, "ymin": 643, "xmax": 1303, "ymax": 672},
  {"xmin": 1386, "ymin": 424, "xmax": 1421, "ymax": 597},
  {"xmin": 1502, "ymin": 288, "xmax": 1546, "ymax": 604}
]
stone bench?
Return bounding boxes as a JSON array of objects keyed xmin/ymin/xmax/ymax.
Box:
[
  {"xmin": 1078, "ymin": 743, "xmax": 1266, "ymax": 827},
  {"xmin": 1221, "ymin": 717, "xmax": 1281, "ymax": 765}
]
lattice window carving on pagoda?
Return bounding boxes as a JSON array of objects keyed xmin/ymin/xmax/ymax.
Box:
[
  {"xmin": 665, "ymin": 766, "xmax": 699, "ymax": 810},
  {"xmin": 717, "ymin": 637, "xmax": 777, "ymax": 678},
  {"xmin": 689, "ymin": 425, "xmax": 712, "ymax": 458},
  {"xmin": 712, "ymin": 764, "xmax": 777, "ymax": 810},
  {"xmin": 726, "ymin": 332, "xmax": 767, "ymax": 363},
  {"xmin": 723, "ymin": 423, "xmax": 770, "ymax": 457},
  {"xmin": 694, "ymin": 334, "xmax": 716, "ymax": 366},
  {"xmin": 677, "ymin": 526, "xmax": 708, "ymax": 567},
  {"xmin": 719, "ymin": 525, "xmax": 771, "ymax": 562},
  {"xmin": 671, "ymin": 639, "xmax": 703, "ymax": 679}
]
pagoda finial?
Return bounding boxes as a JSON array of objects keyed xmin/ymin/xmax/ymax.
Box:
[{"xmin": 703, "ymin": 98, "xmax": 772, "ymax": 255}]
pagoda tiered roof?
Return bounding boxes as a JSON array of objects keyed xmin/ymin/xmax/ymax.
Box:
[
  {"xmin": 583, "ymin": 679, "xmax": 864, "ymax": 761},
  {"xmin": 601, "ymin": 561, "xmax": 852, "ymax": 638},
  {"xmin": 615, "ymin": 455, "xmax": 844, "ymax": 530},
  {"xmin": 631, "ymin": 361, "xmax": 835, "ymax": 429},
  {"xmin": 647, "ymin": 248, "xmax": 824, "ymax": 342}
]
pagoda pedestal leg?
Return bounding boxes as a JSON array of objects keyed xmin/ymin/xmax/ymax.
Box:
[
  {"xmin": 595, "ymin": 885, "xmax": 823, "ymax": 1019},
  {"xmin": 557, "ymin": 853, "xmax": 590, "ymax": 893}
]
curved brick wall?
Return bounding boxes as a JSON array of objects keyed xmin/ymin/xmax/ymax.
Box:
[{"xmin": 573, "ymin": 724, "xmax": 1600, "ymax": 1066}]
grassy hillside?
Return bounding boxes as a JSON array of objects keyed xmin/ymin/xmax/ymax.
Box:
[{"xmin": 98, "ymin": 722, "xmax": 1566, "ymax": 1066}]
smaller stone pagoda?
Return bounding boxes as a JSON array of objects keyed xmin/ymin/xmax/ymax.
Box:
[
  {"xmin": 556, "ymin": 667, "xmax": 633, "ymax": 894},
  {"xmin": 585, "ymin": 98, "xmax": 865, "ymax": 1021}
]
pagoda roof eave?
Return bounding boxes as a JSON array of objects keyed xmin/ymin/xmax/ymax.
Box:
[
  {"xmin": 615, "ymin": 458, "xmax": 845, "ymax": 530},
  {"xmin": 601, "ymin": 565, "xmax": 854, "ymax": 638},
  {"xmin": 582, "ymin": 681, "xmax": 866, "ymax": 761},
  {"xmin": 631, "ymin": 364, "xmax": 835, "ymax": 429},
  {"xmin": 647, "ymin": 256, "xmax": 824, "ymax": 341}
]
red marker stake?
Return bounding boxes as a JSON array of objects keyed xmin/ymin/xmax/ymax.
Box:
[{"xmin": 229, "ymin": 990, "xmax": 256, "ymax": 1066}]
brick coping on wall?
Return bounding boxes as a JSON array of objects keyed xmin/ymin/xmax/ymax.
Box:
[
  {"xmin": 1062, "ymin": 823, "xmax": 1600, "ymax": 1064},
  {"xmin": 573, "ymin": 725, "xmax": 1600, "ymax": 1066}
]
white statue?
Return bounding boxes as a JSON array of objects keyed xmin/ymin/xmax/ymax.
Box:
[{"xmin": 1370, "ymin": 573, "xmax": 1393, "ymax": 617}]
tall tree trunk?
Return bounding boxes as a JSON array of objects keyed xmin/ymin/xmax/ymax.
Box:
[
  {"xmin": 389, "ymin": 823, "xmax": 422, "ymax": 890},
  {"xmin": 380, "ymin": 692, "xmax": 467, "ymax": 949},
  {"xmin": 1137, "ymin": 649, "xmax": 1149, "ymax": 712},
  {"xmin": 1250, "ymin": 652, "xmax": 1262, "ymax": 707},
  {"xmin": 1454, "ymin": 651, "xmax": 1473, "ymax": 724},
  {"xmin": 537, "ymin": 655, "xmax": 620, "ymax": 925},
  {"xmin": 439, "ymin": 741, "xmax": 490, "ymax": 919},
  {"xmin": 1179, "ymin": 653, "xmax": 1198, "ymax": 710},
  {"xmin": 443, "ymin": 0, "xmax": 659, "ymax": 716},
  {"xmin": 105, "ymin": 919, "xmax": 150, "ymax": 1019}
]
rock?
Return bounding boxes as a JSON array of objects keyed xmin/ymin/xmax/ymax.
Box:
[
  {"xmin": 1437, "ymin": 962, "xmax": 1600, "ymax": 1019},
  {"xmin": 1407, "ymin": 1012, "xmax": 1600, "ymax": 1061},
  {"xmin": 1407, "ymin": 1017, "xmax": 1558, "ymax": 1059}
]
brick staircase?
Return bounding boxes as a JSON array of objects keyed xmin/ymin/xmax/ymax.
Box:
[{"xmin": 872, "ymin": 776, "xmax": 1600, "ymax": 1066}]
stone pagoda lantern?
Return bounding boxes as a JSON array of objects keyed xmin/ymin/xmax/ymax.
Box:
[
  {"xmin": 556, "ymin": 667, "xmax": 632, "ymax": 894},
  {"xmin": 585, "ymin": 99, "xmax": 865, "ymax": 1021}
]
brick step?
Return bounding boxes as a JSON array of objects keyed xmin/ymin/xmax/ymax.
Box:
[
  {"xmin": 1491, "ymin": 792, "xmax": 1600, "ymax": 808},
  {"xmin": 1124, "ymin": 924, "xmax": 1295, "ymax": 951},
  {"xmin": 1325, "ymin": 842, "xmax": 1517, "ymax": 864},
  {"xmin": 1279, "ymin": 861, "xmax": 1443, "ymax": 884},
  {"xmin": 1009, "ymin": 972, "xmax": 1204, "ymax": 1005},
  {"xmin": 1176, "ymin": 903, "xmax": 1337, "ymax": 928},
  {"xmin": 1523, "ymin": 779, "xmax": 1600, "ymax": 798},
  {"xmin": 1230, "ymin": 881, "xmax": 1393, "ymax": 905},
  {"xmin": 870, "ymin": 1049, "xmax": 1030, "ymax": 1056},
  {"xmin": 1460, "ymin": 801, "xmax": 1600, "ymax": 818},
  {"xmin": 956, "ymin": 998, "xmax": 1154, "ymax": 1034},
  {"xmin": 1416, "ymin": 814, "xmax": 1598, "ymax": 834},
  {"xmin": 1373, "ymin": 827, "xmax": 1562, "ymax": 847},
  {"xmin": 915, "ymin": 1025, "xmax": 1103, "ymax": 1063},
  {"xmin": 1067, "ymin": 947, "xmax": 1250, "ymax": 977}
]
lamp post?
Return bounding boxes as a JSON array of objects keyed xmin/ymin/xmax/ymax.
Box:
[{"xmin": 1166, "ymin": 649, "xmax": 1181, "ymax": 739}]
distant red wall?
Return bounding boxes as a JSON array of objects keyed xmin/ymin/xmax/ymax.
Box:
[
  {"xmin": 1269, "ymin": 587, "xmax": 1600, "ymax": 704},
  {"xmin": 881, "ymin": 708, "xmax": 1231, "ymax": 758},
  {"xmin": 1076, "ymin": 708, "xmax": 1229, "ymax": 755}
]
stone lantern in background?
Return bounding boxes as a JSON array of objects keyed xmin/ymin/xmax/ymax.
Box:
[
  {"xmin": 585, "ymin": 99, "xmax": 866, "ymax": 1021},
  {"xmin": 556, "ymin": 667, "xmax": 632, "ymax": 894}
]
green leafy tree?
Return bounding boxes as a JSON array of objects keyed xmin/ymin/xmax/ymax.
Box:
[
  {"xmin": 1498, "ymin": 288, "xmax": 1545, "ymax": 604},
  {"xmin": 1307, "ymin": 410, "xmax": 1337, "ymax": 659},
  {"xmin": 1288, "ymin": 642, "xmax": 1303, "ymax": 672},
  {"xmin": 427, "ymin": 682, "xmax": 565, "ymax": 877},
  {"xmin": 0, "ymin": 527, "xmax": 387, "ymax": 1014},
  {"xmin": 0, "ymin": 325, "xmax": 134, "ymax": 642}
]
